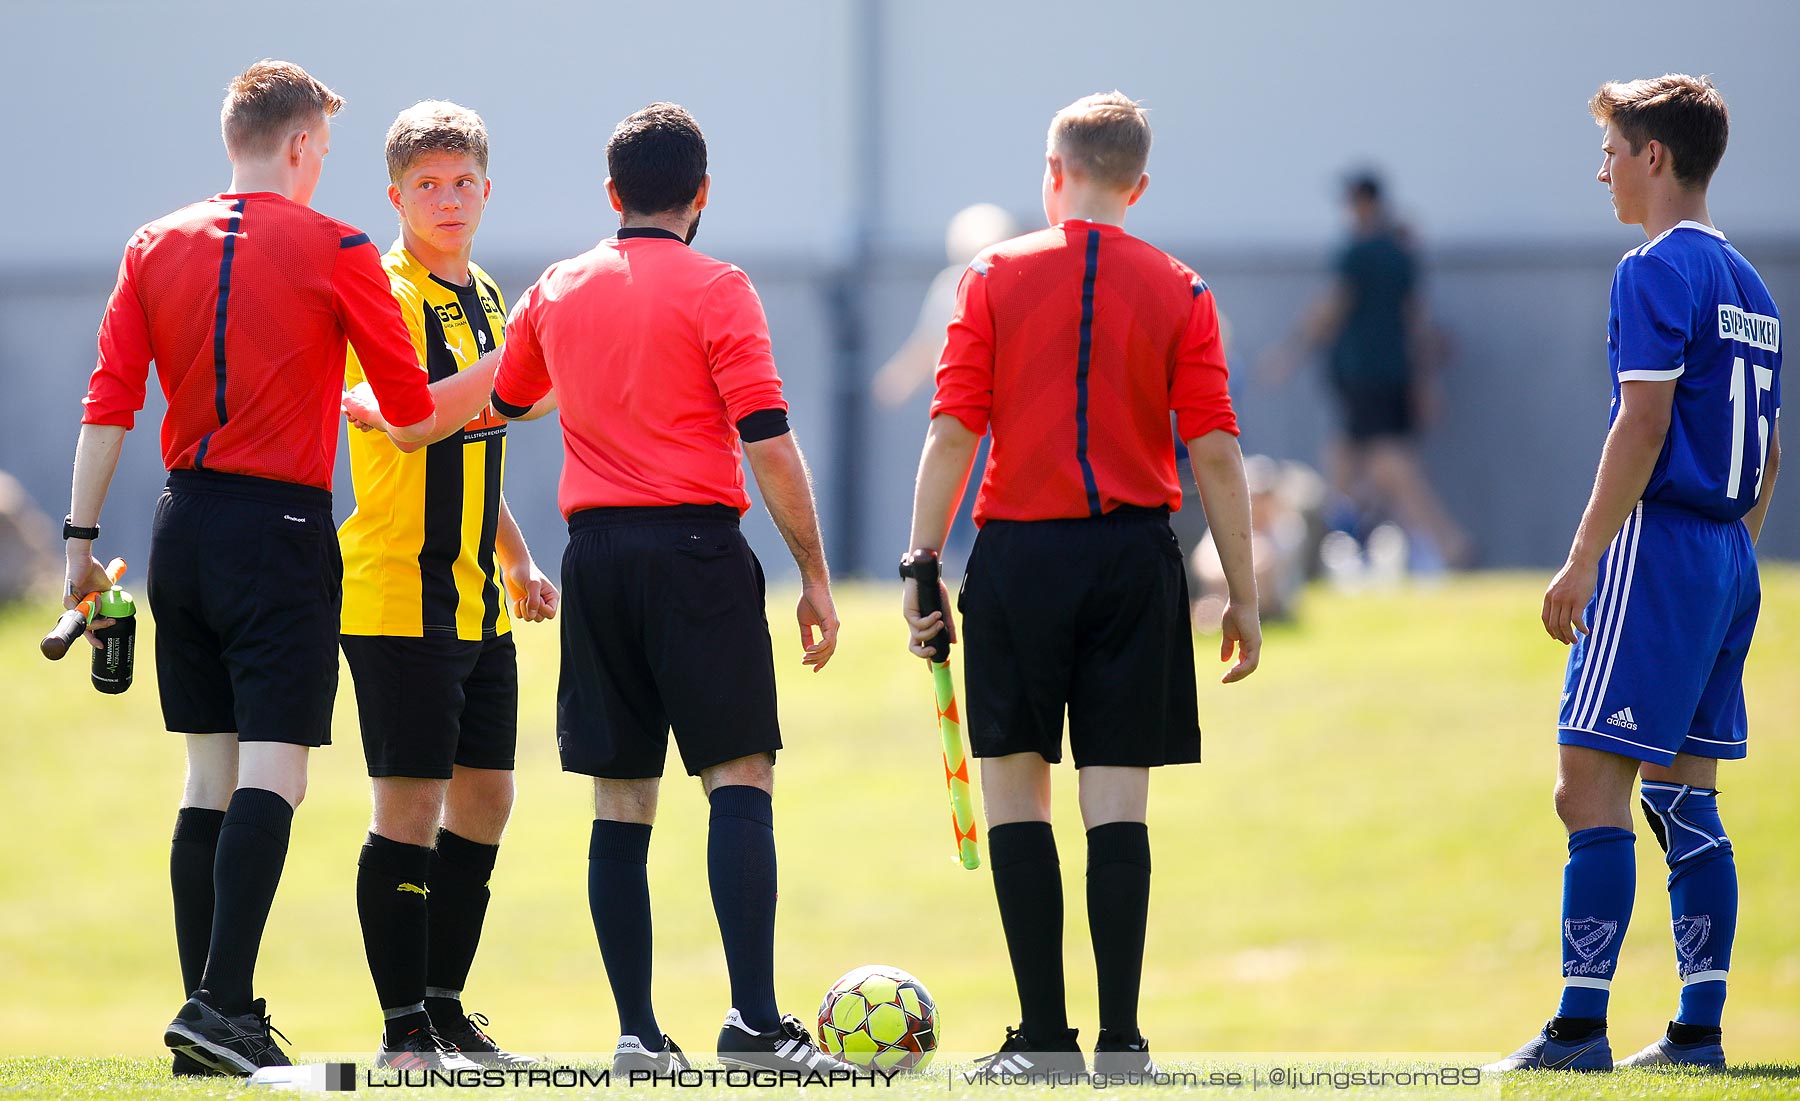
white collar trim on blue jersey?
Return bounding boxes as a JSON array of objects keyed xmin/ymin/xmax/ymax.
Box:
[
  {"xmin": 1673, "ymin": 219, "xmax": 1726, "ymax": 239},
  {"xmin": 1638, "ymin": 219, "xmax": 1728, "ymax": 256}
]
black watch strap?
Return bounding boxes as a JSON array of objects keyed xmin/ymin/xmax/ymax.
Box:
[
  {"xmin": 898, "ymin": 547, "xmax": 941, "ymax": 581},
  {"xmin": 62, "ymin": 516, "xmax": 100, "ymax": 541}
]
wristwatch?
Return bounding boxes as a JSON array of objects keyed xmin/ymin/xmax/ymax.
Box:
[
  {"xmin": 62, "ymin": 516, "xmax": 100, "ymax": 541},
  {"xmin": 898, "ymin": 548, "xmax": 940, "ymax": 580}
]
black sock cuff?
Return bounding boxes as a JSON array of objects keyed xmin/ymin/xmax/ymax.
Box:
[
  {"xmin": 433, "ymin": 829, "xmax": 500, "ymax": 878},
  {"xmin": 988, "ymin": 821, "xmax": 1057, "ymax": 869},
  {"xmin": 360, "ymin": 832, "xmax": 433, "ymax": 881},
  {"xmin": 708, "ymin": 785, "xmax": 773, "ymax": 827},
  {"xmin": 222, "ymin": 787, "xmax": 294, "ymax": 842},
  {"xmin": 1548, "ymin": 1015, "xmax": 1607, "ymax": 1041},
  {"xmin": 1086, "ymin": 821, "xmax": 1151, "ymax": 872},
  {"xmin": 173, "ymin": 806, "xmax": 227, "ymax": 845},
  {"xmin": 590, "ymin": 819, "xmax": 653, "ymax": 862},
  {"xmin": 1667, "ymin": 1020, "xmax": 1722, "ymax": 1045}
]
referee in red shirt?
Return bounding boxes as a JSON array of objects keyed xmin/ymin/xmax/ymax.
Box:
[
  {"xmin": 903, "ymin": 92, "xmax": 1261, "ymax": 1079},
  {"xmin": 490, "ymin": 103, "xmax": 850, "ymax": 1076},
  {"xmin": 64, "ymin": 61, "xmax": 436, "ymax": 1076}
]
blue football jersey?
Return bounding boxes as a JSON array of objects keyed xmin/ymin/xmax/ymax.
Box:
[{"xmin": 1608, "ymin": 221, "xmax": 1782, "ymax": 522}]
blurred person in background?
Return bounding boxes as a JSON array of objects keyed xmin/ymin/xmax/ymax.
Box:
[
  {"xmin": 1190, "ymin": 456, "xmax": 1315, "ymax": 630},
  {"xmin": 1261, "ymin": 172, "xmax": 1473, "ymax": 569},
  {"xmin": 0, "ymin": 471, "xmax": 58, "ymax": 604},
  {"xmin": 873, "ymin": 203, "xmax": 1021, "ymax": 407},
  {"xmin": 875, "ymin": 204, "xmax": 1019, "ymax": 566}
]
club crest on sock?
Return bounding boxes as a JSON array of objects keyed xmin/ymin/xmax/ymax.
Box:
[
  {"xmin": 1673, "ymin": 915, "xmax": 1713, "ymax": 975},
  {"xmin": 1563, "ymin": 918, "xmax": 1619, "ymax": 971}
]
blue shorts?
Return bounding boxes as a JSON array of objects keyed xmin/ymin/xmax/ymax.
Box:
[{"xmin": 1557, "ymin": 501, "xmax": 1760, "ymax": 766}]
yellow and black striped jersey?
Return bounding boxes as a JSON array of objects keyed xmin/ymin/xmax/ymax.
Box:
[{"xmin": 340, "ymin": 244, "xmax": 510, "ymax": 640}]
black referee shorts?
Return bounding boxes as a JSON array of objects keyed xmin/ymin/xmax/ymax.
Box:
[
  {"xmin": 147, "ymin": 469, "xmax": 341, "ymax": 746},
  {"xmin": 341, "ymin": 634, "xmax": 518, "ymax": 778},
  {"xmin": 557, "ymin": 505, "xmax": 782, "ymax": 779},
  {"xmin": 957, "ymin": 506, "xmax": 1200, "ymax": 768}
]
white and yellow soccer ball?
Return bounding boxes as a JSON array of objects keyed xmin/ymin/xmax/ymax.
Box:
[{"xmin": 816, "ymin": 964, "xmax": 939, "ymax": 1073}]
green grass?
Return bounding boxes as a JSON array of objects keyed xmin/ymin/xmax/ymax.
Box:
[{"xmin": 1, "ymin": 571, "xmax": 1796, "ymax": 1099}]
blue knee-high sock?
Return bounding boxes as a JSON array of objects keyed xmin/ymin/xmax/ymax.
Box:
[
  {"xmin": 1641, "ymin": 783, "xmax": 1736, "ymax": 1028},
  {"xmin": 708, "ymin": 786, "xmax": 780, "ymax": 1033},
  {"xmin": 589, "ymin": 820, "xmax": 660, "ymax": 1043},
  {"xmin": 1555, "ymin": 826, "xmax": 1636, "ymax": 1020}
]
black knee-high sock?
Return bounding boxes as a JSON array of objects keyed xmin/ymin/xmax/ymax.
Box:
[
  {"xmin": 989, "ymin": 821, "xmax": 1068, "ymax": 1042},
  {"xmin": 589, "ymin": 820, "xmax": 660, "ymax": 1041},
  {"xmin": 198, "ymin": 788, "xmax": 293, "ymax": 1015},
  {"xmin": 423, "ymin": 829, "xmax": 499, "ymax": 1030},
  {"xmin": 707, "ymin": 786, "xmax": 780, "ymax": 1032},
  {"xmin": 171, "ymin": 807, "xmax": 226, "ymax": 997},
  {"xmin": 356, "ymin": 833, "xmax": 433, "ymax": 1037},
  {"xmin": 1086, "ymin": 822, "xmax": 1151, "ymax": 1040},
  {"xmin": 986, "ymin": 820, "xmax": 1065, "ymax": 1043}
]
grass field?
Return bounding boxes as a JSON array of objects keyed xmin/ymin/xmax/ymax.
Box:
[{"xmin": 1, "ymin": 572, "xmax": 1796, "ymax": 1099}]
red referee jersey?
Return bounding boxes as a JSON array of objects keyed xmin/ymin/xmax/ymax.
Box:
[
  {"xmin": 932, "ymin": 219, "xmax": 1238, "ymax": 525},
  {"xmin": 492, "ymin": 228, "xmax": 788, "ymax": 518},
  {"xmin": 82, "ymin": 192, "xmax": 435, "ymax": 491}
]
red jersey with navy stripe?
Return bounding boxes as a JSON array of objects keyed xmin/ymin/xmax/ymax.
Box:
[
  {"xmin": 932, "ymin": 219, "xmax": 1237, "ymax": 525},
  {"xmin": 82, "ymin": 191, "xmax": 435, "ymax": 491}
]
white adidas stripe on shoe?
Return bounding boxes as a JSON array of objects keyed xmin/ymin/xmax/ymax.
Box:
[{"xmin": 717, "ymin": 1009, "xmax": 853, "ymax": 1072}]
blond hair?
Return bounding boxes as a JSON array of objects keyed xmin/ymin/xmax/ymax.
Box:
[
  {"xmin": 1048, "ymin": 91, "xmax": 1151, "ymax": 189},
  {"xmin": 220, "ymin": 60, "xmax": 343, "ymax": 160},
  {"xmin": 385, "ymin": 100, "xmax": 490, "ymax": 184},
  {"xmin": 1590, "ymin": 74, "xmax": 1729, "ymax": 188}
]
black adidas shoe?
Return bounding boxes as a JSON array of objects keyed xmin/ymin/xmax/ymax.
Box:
[
  {"xmin": 435, "ymin": 1011, "xmax": 538, "ymax": 1068},
  {"xmin": 717, "ymin": 1010, "xmax": 857, "ymax": 1073},
  {"xmin": 613, "ymin": 1033, "xmax": 693, "ymax": 1077},
  {"xmin": 968, "ymin": 1025, "xmax": 1086, "ymax": 1082},
  {"xmin": 377, "ymin": 1024, "xmax": 483, "ymax": 1072},
  {"xmin": 170, "ymin": 1050, "xmax": 224, "ymax": 1077},
  {"xmin": 164, "ymin": 991, "xmax": 292, "ymax": 1075},
  {"xmin": 1093, "ymin": 1030, "xmax": 1157, "ymax": 1078}
]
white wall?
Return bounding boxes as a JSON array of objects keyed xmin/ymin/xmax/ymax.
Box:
[
  {"xmin": 5, "ymin": 0, "xmax": 1794, "ymax": 270},
  {"xmin": 875, "ymin": 0, "xmax": 1800, "ymax": 253}
]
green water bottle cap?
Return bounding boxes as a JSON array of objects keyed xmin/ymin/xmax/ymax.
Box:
[{"xmin": 97, "ymin": 586, "xmax": 136, "ymax": 618}]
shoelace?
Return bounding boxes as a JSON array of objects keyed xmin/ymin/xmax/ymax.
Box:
[
  {"xmin": 665, "ymin": 1036, "xmax": 693, "ymax": 1072},
  {"xmin": 462, "ymin": 1012, "xmax": 496, "ymax": 1046},
  {"xmin": 778, "ymin": 1015, "xmax": 819, "ymax": 1049},
  {"xmin": 974, "ymin": 1026, "xmax": 1027, "ymax": 1070},
  {"xmin": 259, "ymin": 1013, "xmax": 291, "ymax": 1050}
]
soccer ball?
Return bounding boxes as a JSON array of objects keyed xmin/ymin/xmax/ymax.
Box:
[{"xmin": 817, "ymin": 964, "xmax": 939, "ymax": 1073}]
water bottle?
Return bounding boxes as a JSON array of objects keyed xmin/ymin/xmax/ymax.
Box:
[{"xmin": 90, "ymin": 587, "xmax": 136, "ymax": 694}]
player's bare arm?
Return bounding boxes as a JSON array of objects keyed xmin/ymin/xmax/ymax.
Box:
[
  {"xmin": 342, "ymin": 388, "xmax": 438, "ymax": 448},
  {"xmin": 1188, "ymin": 429, "xmax": 1262, "ymax": 682},
  {"xmin": 62, "ymin": 423, "xmax": 127, "ymax": 640},
  {"xmin": 1742, "ymin": 421, "xmax": 1781, "ymax": 544},
  {"xmin": 344, "ymin": 347, "xmax": 501, "ymax": 451},
  {"xmin": 743, "ymin": 432, "xmax": 837, "ymax": 671},
  {"xmin": 902, "ymin": 414, "xmax": 981, "ymax": 656},
  {"xmin": 1543, "ymin": 378, "xmax": 1676, "ymax": 644},
  {"xmin": 495, "ymin": 495, "xmax": 557, "ymax": 622},
  {"xmin": 1258, "ymin": 283, "xmax": 1346, "ymax": 385}
]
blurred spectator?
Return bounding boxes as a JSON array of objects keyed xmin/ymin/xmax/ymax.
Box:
[
  {"xmin": 876, "ymin": 203, "xmax": 1019, "ymax": 562},
  {"xmin": 873, "ymin": 202, "xmax": 1020, "ymax": 407},
  {"xmin": 1260, "ymin": 172, "xmax": 1474, "ymax": 569},
  {"xmin": 0, "ymin": 470, "xmax": 59, "ymax": 604},
  {"xmin": 1191, "ymin": 455, "xmax": 1318, "ymax": 631}
]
